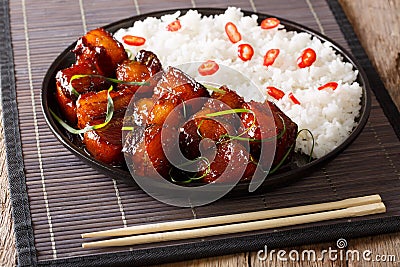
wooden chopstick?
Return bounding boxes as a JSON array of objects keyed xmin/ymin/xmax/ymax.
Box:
[
  {"xmin": 82, "ymin": 194, "xmax": 382, "ymax": 238},
  {"xmin": 82, "ymin": 201, "xmax": 385, "ymax": 248}
]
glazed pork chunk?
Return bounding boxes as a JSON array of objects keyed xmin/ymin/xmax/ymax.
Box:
[
  {"xmin": 55, "ymin": 28, "xmax": 128, "ymax": 125},
  {"xmin": 54, "ymin": 27, "xmax": 299, "ymax": 180},
  {"xmin": 55, "ymin": 62, "xmax": 110, "ymax": 125},
  {"xmin": 73, "ymin": 28, "xmax": 128, "ymax": 76},
  {"xmin": 177, "ymin": 86, "xmax": 298, "ymax": 182},
  {"xmin": 127, "ymin": 67, "xmax": 210, "ymax": 177},
  {"xmin": 79, "ymin": 51, "xmax": 162, "ymax": 165}
]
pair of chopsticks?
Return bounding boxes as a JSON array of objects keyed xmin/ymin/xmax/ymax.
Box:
[{"xmin": 81, "ymin": 194, "xmax": 385, "ymax": 248}]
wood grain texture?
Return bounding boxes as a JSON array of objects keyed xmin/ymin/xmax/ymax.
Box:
[
  {"xmin": 1, "ymin": 0, "xmax": 400, "ymax": 266},
  {"xmin": 338, "ymin": 0, "xmax": 400, "ymax": 111}
]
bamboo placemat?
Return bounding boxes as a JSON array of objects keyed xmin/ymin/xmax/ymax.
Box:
[{"xmin": 1, "ymin": 0, "xmax": 399, "ymax": 266}]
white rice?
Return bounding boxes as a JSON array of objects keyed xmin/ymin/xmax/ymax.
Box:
[{"xmin": 114, "ymin": 7, "xmax": 363, "ymax": 158}]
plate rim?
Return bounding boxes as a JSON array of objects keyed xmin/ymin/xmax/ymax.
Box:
[{"xmin": 41, "ymin": 7, "xmax": 371, "ymax": 191}]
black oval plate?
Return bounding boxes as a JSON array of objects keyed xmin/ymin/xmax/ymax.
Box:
[{"xmin": 41, "ymin": 8, "xmax": 371, "ymax": 192}]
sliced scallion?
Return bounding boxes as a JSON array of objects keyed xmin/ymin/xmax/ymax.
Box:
[
  {"xmin": 205, "ymin": 108, "xmax": 252, "ymax": 118},
  {"xmin": 197, "ymin": 108, "xmax": 256, "ymax": 142},
  {"xmin": 203, "ymin": 84, "xmax": 227, "ymax": 94},
  {"xmin": 223, "ymin": 114, "xmax": 286, "ymax": 143},
  {"xmin": 121, "ymin": 126, "xmax": 135, "ymax": 131},
  {"xmin": 266, "ymin": 128, "xmax": 315, "ymax": 174},
  {"xmin": 169, "ymin": 157, "xmax": 211, "ymax": 184},
  {"xmin": 69, "ymin": 74, "xmax": 149, "ymax": 97},
  {"xmin": 50, "ymin": 86, "xmax": 114, "ymax": 134}
]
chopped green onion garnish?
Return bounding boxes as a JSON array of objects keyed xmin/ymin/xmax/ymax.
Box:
[
  {"xmin": 203, "ymin": 84, "xmax": 226, "ymax": 94},
  {"xmin": 269, "ymin": 128, "xmax": 314, "ymax": 174},
  {"xmin": 182, "ymin": 100, "xmax": 187, "ymax": 119},
  {"xmin": 223, "ymin": 114, "xmax": 286, "ymax": 142},
  {"xmin": 250, "ymin": 127, "xmax": 314, "ymax": 175},
  {"xmin": 121, "ymin": 126, "xmax": 135, "ymax": 131},
  {"xmin": 198, "ymin": 108, "xmax": 256, "ymax": 143},
  {"xmin": 103, "ymin": 76, "xmax": 149, "ymax": 86},
  {"xmin": 269, "ymin": 143, "xmax": 294, "ymax": 174},
  {"xmin": 169, "ymin": 157, "xmax": 211, "ymax": 184},
  {"xmin": 69, "ymin": 74, "xmax": 86, "ymax": 97},
  {"xmin": 69, "ymin": 74, "xmax": 149, "ymax": 97},
  {"xmin": 205, "ymin": 108, "xmax": 252, "ymax": 117},
  {"xmin": 50, "ymin": 86, "xmax": 114, "ymax": 134}
]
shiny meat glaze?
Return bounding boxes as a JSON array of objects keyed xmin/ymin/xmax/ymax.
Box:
[
  {"xmin": 73, "ymin": 28, "xmax": 128, "ymax": 76},
  {"xmin": 54, "ymin": 27, "xmax": 162, "ymax": 165},
  {"xmin": 54, "ymin": 28, "xmax": 298, "ymax": 182}
]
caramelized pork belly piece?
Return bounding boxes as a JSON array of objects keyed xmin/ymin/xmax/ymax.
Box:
[
  {"xmin": 240, "ymin": 100, "xmax": 298, "ymax": 167},
  {"xmin": 268, "ymin": 101, "xmax": 298, "ymax": 166},
  {"xmin": 128, "ymin": 134, "xmax": 158, "ymax": 177},
  {"xmin": 178, "ymin": 114, "xmax": 236, "ymax": 161},
  {"xmin": 134, "ymin": 50, "xmax": 163, "ymax": 76},
  {"xmin": 199, "ymin": 141, "xmax": 256, "ymax": 183},
  {"xmin": 127, "ymin": 67, "xmax": 211, "ymax": 178},
  {"xmin": 55, "ymin": 62, "xmax": 110, "ymax": 125},
  {"xmin": 84, "ymin": 112, "xmax": 125, "ymax": 165},
  {"xmin": 210, "ymin": 85, "xmax": 245, "ymax": 109},
  {"xmin": 55, "ymin": 85, "xmax": 78, "ymax": 125},
  {"xmin": 56, "ymin": 62, "xmax": 110, "ymax": 98},
  {"xmin": 116, "ymin": 60, "xmax": 151, "ymax": 92},
  {"xmin": 178, "ymin": 95, "xmax": 257, "ymax": 183},
  {"xmin": 178, "ymin": 119, "xmax": 203, "ymax": 161},
  {"xmin": 73, "ymin": 28, "xmax": 128, "ymax": 76},
  {"xmin": 131, "ymin": 97, "xmax": 155, "ymax": 127},
  {"xmin": 148, "ymin": 96, "xmax": 211, "ymax": 129},
  {"xmin": 76, "ymin": 88, "xmax": 134, "ymax": 129},
  {"xmin": 210, "ymin": 85, "xmax": 298, "ymax": 169},
  {"xmin": 146, "ymin": 67, "xmax": 210, "ymax": 126},
  {"xmin": 178, "ymin": 101, "xmax": 237, "ymax": 160},
  {"xmin": 127, "ymin": 98, "xmax": 185, "ymax": 177},
  {"xmin": 147, "ymin": 97, "xmax": 181, "ymax": 126},
  {"xmin": 116, "ymin": 51, "xmax": 163, "ymax": 93},
  {"xmin": 192, "ymin": 107, "xmax": 236, "ymax": 142},
  {"xmin": 128, "ymin": 124, "xmax": 171, "ymax": 178},
  {"xmin": 122, "ymin": 97, "xmax": 155, "ymax": 163},
  {"xmin": 144, "ymin": 125, "xmax": 172, "ymax": 178},
  {"xmin": 154, "ymin": 66, "xmax": 210, "ymax": 102},
  {"xmin": 207, "ymin": 85, "xmax": 247, "ymax": 130},
  {"xmin": 124, "ymin": 97, "xmax": 185, "ymax": 178},
  {"xmin": 72, "ymin": 44, "xmax": 111, "ymax": 76}
]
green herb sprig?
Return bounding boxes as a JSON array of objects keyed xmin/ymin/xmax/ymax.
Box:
[
  {"xmin": 169, "ymin": 157, "xmax": 211, "ymax": 184},
  {"xmin": 203, "ymin": 84, "xmax": 227, "ymax": 94},
  {"xmin": 69, "ymin": 74, "xmax": 149, "ymax": 97},
  {"xmin": 196, "ymin": 108, "xmax": 256, "ymax": 141},
  {"xmin": 265, "ymin": 128, "xmax": 315, "ymax": 174},
  {"xmin": 50, "ymin": 86, "xmax": 114, "ymax": 134}
]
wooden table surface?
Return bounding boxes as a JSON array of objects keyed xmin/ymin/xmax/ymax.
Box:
[{"xmin": 1, "ymin": 0, "xmax": 399, "ymax": 266}]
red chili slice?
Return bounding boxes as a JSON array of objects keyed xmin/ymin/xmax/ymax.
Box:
[
  {"xmin": 167, "ymin": 20, "xmax": 181, "ymax": 32},
  {"xmin": 263, "ymin": 49, "xmax": 280, "ymax": 66},
  {"xmin": 288, "ymin": 92, "xmax": 301, "ymax": 105},
  {"xmin": 238, "ymin": 44, "xmax": 254, "ymax": 61},
  {"xmin": 297, "ymin": 48, "xmax": 316, "ymax": 68},
  {"xmin": 122, "ymin": 35, "xmax": 146, "ymax": 46},
  {"xmin": 225, "ymin": 22, "xmax": 242, "ymax": 43},
  {"xmin": 260, "ymin": 17, "xmax": 280, "ymax": 29},
  {"xmin": 318, "ymin": 82, "xmax": 338, "ymax": 91},
  {"xmin": 267, "ymin": 86, "xmax": 285, "ymax": 100},
  {"xmin": 198, "ymin": 60, "xmax": 219, "ymax": 76}
]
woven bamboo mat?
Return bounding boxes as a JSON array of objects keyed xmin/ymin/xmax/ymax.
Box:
[{"xmin": 1, "ymin": 0, "xmax": 400, "ymax": 266}]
